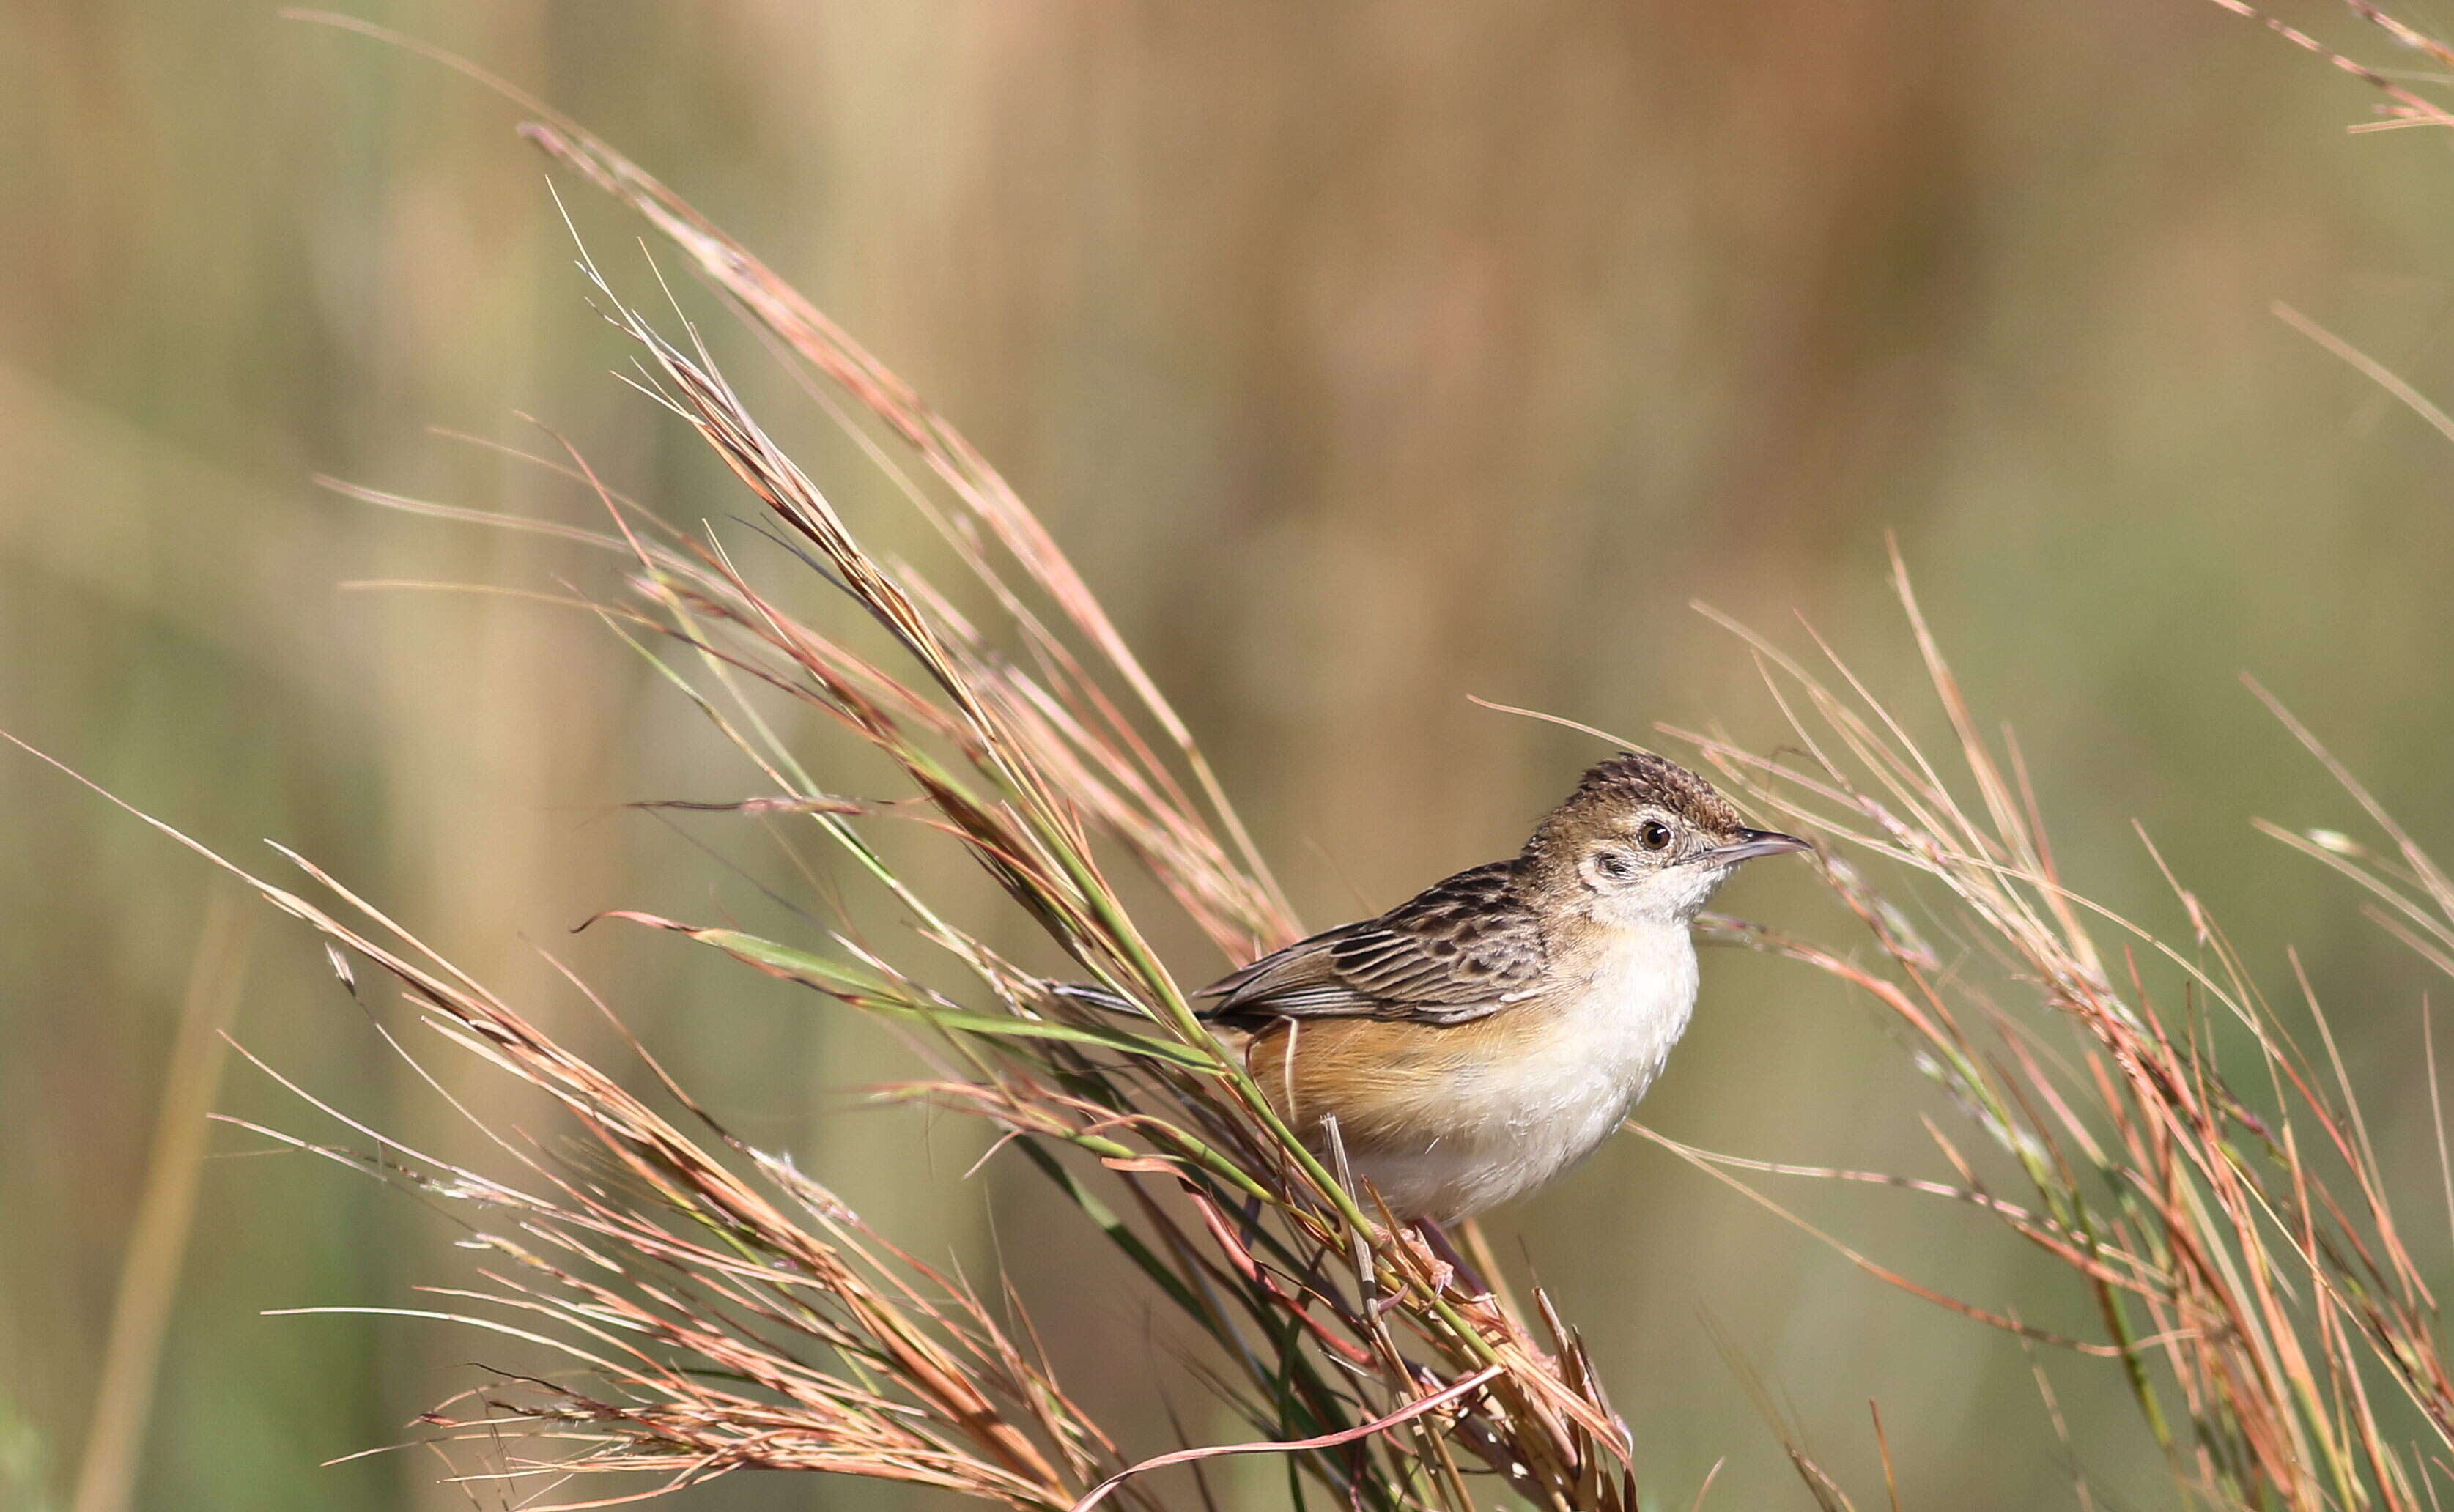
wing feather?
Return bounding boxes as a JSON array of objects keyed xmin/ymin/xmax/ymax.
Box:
[{"xmin": 1195, "ymin": 861, "xmax": 1545, "ymax": 1028}]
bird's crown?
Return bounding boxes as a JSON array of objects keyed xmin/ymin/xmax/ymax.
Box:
[{"xmin": 1560, "ymin": 750, "xmax": 1741, "ymax": 832}]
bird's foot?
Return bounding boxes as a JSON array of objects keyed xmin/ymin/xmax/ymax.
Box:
[{"xmin": 1398, "ymin": 1223, "xmax": 1465, "ymax": 1297}]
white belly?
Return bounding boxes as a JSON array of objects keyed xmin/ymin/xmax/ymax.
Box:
[{"xmin": 1355, "ymin": 928, "xmax": 1700, "ymax": 1222}]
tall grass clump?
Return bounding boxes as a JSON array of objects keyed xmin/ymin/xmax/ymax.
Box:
[
  {"xmin": 72, "ymin": 79, "xmax": 1640, "ymax": 1512},
  {"xmin": 1669, "ymin": 571, "xmax": 2454, "ymax": 1509},
  {"xmin": 1641, "ymin": 6, "xmax": 2454, "ymax": 1504},
  {"xmin": 37, "ymin": 5, "xmax": 2454, "ymax": 1505}
]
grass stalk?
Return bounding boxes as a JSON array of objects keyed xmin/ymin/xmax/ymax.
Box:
[{"xmin": 70, "ymin": 894, "xmax": 254, "ymax": 1512}]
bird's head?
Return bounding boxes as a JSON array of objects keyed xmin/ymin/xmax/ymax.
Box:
[{"xmin": 1522, "ymin": 751, "xmax": 1809, "ymax": 929}]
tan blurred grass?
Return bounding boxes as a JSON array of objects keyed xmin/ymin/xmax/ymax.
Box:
[
  {"xmin": 11, "ymin": 3, "xmax": 2454, "ymax": 1508},
  {"xmin": 70, "ymin": 895, "xmax": 252, "ymax": 1512}
]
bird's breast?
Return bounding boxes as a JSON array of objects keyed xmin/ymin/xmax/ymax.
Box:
[
  {"xmin": 1507, "ymin": 925, "xmax": 1700, "ymax": 1137},
  {"xmin": 1244, "ymin": 925, "xmax": 1702, "ymax": 1221}
]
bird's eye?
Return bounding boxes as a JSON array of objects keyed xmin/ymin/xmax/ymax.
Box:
[{"xmin": 1636, "ymin": 820, "xmax": 1674, "ymax": 851}]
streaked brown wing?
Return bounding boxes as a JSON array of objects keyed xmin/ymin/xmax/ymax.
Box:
[{"xmin": 1195, "ymin": 861, "xmax": 1545, "ymax": 1028}]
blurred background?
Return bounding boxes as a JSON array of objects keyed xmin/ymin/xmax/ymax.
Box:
[{"xmin": 7, "ymin": 2, "xmax": 2454, "ymax": 1508}]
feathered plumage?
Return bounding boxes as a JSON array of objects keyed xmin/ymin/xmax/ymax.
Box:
[{"xmin": 1189, "ymin": 751, "xmax": 1806, "ymax": 1222}]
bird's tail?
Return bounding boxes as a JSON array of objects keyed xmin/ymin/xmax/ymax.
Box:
[
  {"xmin": 1042, "ymin": 980, "xmax": 1140, "ymax": 1016},
  {"xmin": 1043, "ymin": 979, "xmax": 1227, "ymax": 1026}
]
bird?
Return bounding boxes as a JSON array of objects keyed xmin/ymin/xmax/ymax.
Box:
[{"xmin": 1194, "ymin": 751, "xmax": 1807, "ymax": 1226}]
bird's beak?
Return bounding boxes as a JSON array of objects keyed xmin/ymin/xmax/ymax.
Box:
[{"xmin": 1701, "ymin": 827, "xmax": 1812, "ymax": 866}]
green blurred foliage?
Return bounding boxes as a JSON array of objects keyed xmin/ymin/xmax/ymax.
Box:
[{"xmin": 5, "ymin": 2, "xmax": 2453, "ymax": 1508}]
